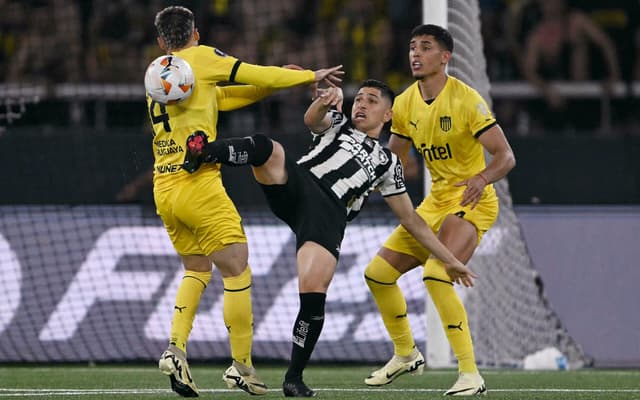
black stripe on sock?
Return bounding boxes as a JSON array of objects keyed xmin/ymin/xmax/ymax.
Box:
[
  {"xmin": 224, "ymin": 284, "xmax": 252, "ymax": 292},
  {"xmin": 364, "ymin": 274, "xmax": 395, "ymax": 285},
  {"xmin": 183, "ymin": 275, "xmax": 208, "ymax": 288},
  {"xmin": 423, "ymin": 277, "xmax": 453, "ymax": 286}
]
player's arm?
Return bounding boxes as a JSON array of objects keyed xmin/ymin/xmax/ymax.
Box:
[
  {"xmin": 388, "ymin": 134, "xmax": 414, "ymax": 167},
  {"xmin": 216, "ymin": 64, "xmax": 313, "ymax": 111},
  {"xmin": 233, "ymin": 62, "xmax": 344, "ymax": 89},
  {"xmin": 456, "ymin": 124, "xmax": 516, "ymax": 208},
  {"xmin": 384, "ymin": 193, "xmax": 476, "ymax": 287},
  {"xmin": 215, "ymin": 85, "xmax": 275, "ymax": 111},
  {"xmin": 477, "ymin": 124, "xmax": 516, "ymax": 184},
  {"xmin": 303, "ymin": 87, "xmax": 344, "ymax": 133}
]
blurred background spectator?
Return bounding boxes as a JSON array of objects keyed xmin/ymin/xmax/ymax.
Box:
[
  {"xmin": 2, "ymin": 0, "xmax": 633, "ymax": 136},
  {"xmin": 521, "ymin": 0, "xmax": 620, "ymax": 134},
  {"xmin": 1, "ymin": 0, "xmax": 639, "ymax": 205}
]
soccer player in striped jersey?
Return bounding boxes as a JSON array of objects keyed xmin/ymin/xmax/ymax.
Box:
[
  {"xmin": 150, "ymin": 6, "xmax": 344, "ymax": 398},
  {"xmin": 363, "ymin": 25, "xmax": 516, "ymax": 396},
  {"xmin": 182, "ymin": 79, "xmax": 476, "ymax": 397}
]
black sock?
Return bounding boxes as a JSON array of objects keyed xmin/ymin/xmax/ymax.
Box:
[
  {"xmin": 205, "ymin": 133, "xmax": 273, "ymax": 166},
  {"xmin": 285, "ymin": 292, "xmax": 326, "ymax": 382}
]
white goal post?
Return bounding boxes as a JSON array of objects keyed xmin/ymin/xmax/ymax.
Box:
[{"xmin": 422, "ymin": 0, "xmax": 450, "ymax": 368}]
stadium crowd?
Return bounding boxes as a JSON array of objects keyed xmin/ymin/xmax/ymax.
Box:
[{"xmin": 1, "ymin": 0, "xmax": 639, "ymax": 137}]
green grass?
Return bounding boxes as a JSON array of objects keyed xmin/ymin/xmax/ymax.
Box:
[{"xmin": 0, "ymin": 364, "xmax": 639, "ymax": 399}]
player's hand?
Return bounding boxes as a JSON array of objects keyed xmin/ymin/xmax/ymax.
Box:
[
  {"xmin": 313, "ymin": 65, "xmax": 344, "ymax": 86},
  {"xmin": 182, "ymin": 131, "xmax": 208, "ymax": 173},
  {"xmin": 454, "ymin": 174, "xmax": 487, "ymax": 209},
  {"xmin": 316, "ymin": 87, "xmax": 343, "ymax": 112},
  {"xmin": 444, "ymin": 261, "xmax": 477, "ymax": 287}
]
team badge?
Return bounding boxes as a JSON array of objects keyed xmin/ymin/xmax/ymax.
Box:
[
  {"xmin": 379, "ymin": 148, "xmax": 389, "ymax": 165},
  {"xmin": 440, "ymin": 116, "xmax": 452, "ymax": 132}
]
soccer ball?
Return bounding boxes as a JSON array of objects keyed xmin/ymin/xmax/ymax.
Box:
[{"xmin": 144, "ymin": 55, "xmax": 194, "ymax": 105}]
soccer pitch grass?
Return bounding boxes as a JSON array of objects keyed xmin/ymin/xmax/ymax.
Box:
[{"xmin": 1, "ymin": 364, "xmax": 639, "ymax": 399}]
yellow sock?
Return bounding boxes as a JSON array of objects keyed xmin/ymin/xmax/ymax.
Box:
[
  {"xmin": 364, "ymin": 255, "xmax": 415, "ymax": 357},
  {"xmin": 223, "ymin": 266, "xmax": 253, "ymax": 367},
  {"xmin": 170, "ymin": 270, "xmax": 212, "ymax": 353},
  {"xmin": 423, "ymin": 258, "xmax": 477, "ymax": 373}
]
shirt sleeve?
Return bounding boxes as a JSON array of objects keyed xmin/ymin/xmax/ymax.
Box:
[
  {"xmin": 215, "ymin": 85, "xmax": 275, "ymax": 111},
  {"xmin": 312, "ymin": 109, "xmax": 348, "ymax": 136},
  {"xmin": 378, "ymin": 150, "xmax": 407, "ymax": 197},
  {"xmin": 465, "ymin": 90, "xmax": 497, "ymax": 138},
  {"xmin": 390, "ymin": 96, "xmax": 412, "ymax": 140},
  {"xmin": 182, "ymin": 46, "xmax": 240, "ymax": 82},
  {"xmin": 233, "ymin": 62, "xmax": 315, "ymax": 88}
]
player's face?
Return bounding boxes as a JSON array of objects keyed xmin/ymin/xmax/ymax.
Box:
[
  {"xmin": 351, "ymin": 87, "xmax": 392, "ymax": 134},
  {"xmin": 409, "ymin": 35, "xmax": 449, "ymax": 79}
]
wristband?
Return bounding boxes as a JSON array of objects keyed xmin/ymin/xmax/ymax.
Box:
[{"xmin": 477, "ymin": 172, "xmax": 489, "ymax": 185}]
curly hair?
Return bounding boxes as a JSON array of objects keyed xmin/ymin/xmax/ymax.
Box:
[{"xmin": 154, "ymin": 6, "xmax": 195, "ymax": 51}]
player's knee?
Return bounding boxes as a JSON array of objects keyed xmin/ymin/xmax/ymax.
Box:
[
  {"xmin": 250, "ymin": 133, "xmax": 273, "ymax": 166},
  {"xmin": 364, "ymin": 255, "xmax": 400, "ymax": 287}
]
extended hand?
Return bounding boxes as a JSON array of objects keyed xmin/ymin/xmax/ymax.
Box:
[
  {"xmin": 445, "ymin": 261, "xmax": 478, "ymax": 287},
  {"xmin": 313, "ymin": 65, "xmax": 344, "ymax": 86}
]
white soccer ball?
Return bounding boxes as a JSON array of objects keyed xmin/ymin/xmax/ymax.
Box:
[{"xmin": 144, "ymin": 55, "xmax": 194, "ymax": 105}]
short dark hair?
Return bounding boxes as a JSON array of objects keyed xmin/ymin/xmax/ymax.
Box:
[
  {"xmin": 410, "ymin": 24, "xmax": 454, "ymax": 52},
  {"xmin": 154, "ymin": 6, "xmax": 194, "ymax": 51},
  {"xmin": 359, "ymin": 79, "xmax": 395, "ymax": 105}
]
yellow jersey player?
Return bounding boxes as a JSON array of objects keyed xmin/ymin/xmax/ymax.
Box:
[
  {"xmin": 150, "ymin": 6, "xmax": 343, "ymax": 398},
  {"xmin": 363, "ymin": 24, "xmax": 515, "ymax": 396}
]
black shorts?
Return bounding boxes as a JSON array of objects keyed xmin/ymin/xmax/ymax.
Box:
[{"xmin": 259, "ymin": 155, "xmax": 347, "ymax": 260}]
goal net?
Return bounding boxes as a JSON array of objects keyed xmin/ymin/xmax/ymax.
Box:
[
  {"xmin": 441, "ymin": 0, "xmax": 588, "ymax": 368},
  {"xmin": 0, "ymin": 0, "xmax": 588, "ymax": 369}
]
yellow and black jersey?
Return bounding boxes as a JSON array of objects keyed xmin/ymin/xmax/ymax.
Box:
[
  {"xmin": 147, "ymin": 45, "xmax": 315, "ymax": 192},
  {"xmin": 391, "ymin": 76, "xmax": 497, "ymax": 203}
]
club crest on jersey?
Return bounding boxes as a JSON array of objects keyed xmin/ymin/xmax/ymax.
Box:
[
  {"xmin": 440, "ymin": 116, "xmax": 452, "ymax": 132},
  {"xmin": 378, "ymin": 149, "xmax": 389, "ymax": 165}
]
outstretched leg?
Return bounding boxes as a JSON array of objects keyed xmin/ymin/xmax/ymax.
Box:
[
  {"xmin": 184, "ymin": 132, "xmax": 273, "ymax": 170},
  {"xmin": 184, "ymin": 131, "xmax": 288, "ymax": 185}
]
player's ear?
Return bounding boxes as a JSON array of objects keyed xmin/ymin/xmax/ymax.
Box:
[
  {"xmin": 383, "ymin": 108, "xmax": 393, "ymax": 123},
  {"xmin": 157, "ymin": 36, "xmax": 166, "ymax": 51},
  {"xmin": 441, "ymin": 50, "xmax": 452, "ymax": 65},
  {"xmin": 193, "ymin": 28, "xmax": 200, "ymax": 42}
]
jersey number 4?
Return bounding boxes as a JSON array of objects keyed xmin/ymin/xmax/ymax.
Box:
[{"xmin": 149, "ymin": 100, "xmax": 171, "ymax": 133}]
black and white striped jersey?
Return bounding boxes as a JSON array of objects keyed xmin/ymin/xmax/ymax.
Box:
[{"xmin": 298, "ymin": 110, "xmax": 407, "ymax": 221}]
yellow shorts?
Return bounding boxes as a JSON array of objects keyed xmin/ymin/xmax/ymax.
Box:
[
  {"xmin": 154, "ymin": 172, "xmax": 246, "ymax": 256},
  {"xmin": 382, "ymin": 195, "xmax": 498, "ymax": 264}
]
